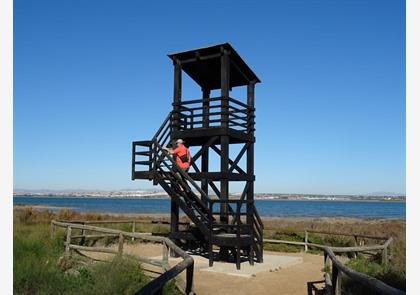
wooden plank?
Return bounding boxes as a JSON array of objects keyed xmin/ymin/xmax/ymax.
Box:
[
  {"xmin": 69, "ymin": 244, "xmax": 118, "ymax": 254},
  {"xmin": 71, "ymin": 234, "xmax": 118, "ymax": 239},
  {"xmin": 307, "ymin": 230, "xmax": 388, "ymax": 240}
]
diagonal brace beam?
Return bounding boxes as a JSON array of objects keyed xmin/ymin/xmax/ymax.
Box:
[
  {"xmin": 228, "ymin": 143, "xmax": 250, "ymax": 173},
  {"xmin": 210, "ymin": 145, "xmax": 246, "ymax": 174},
  {"xmin": 190, "ymin": 136, "xmax": 218, "ymax": 165}
]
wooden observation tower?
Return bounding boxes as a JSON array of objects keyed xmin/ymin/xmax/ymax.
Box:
[{"xmin": 132, "ymin": 43, "xmax": 263, "ymax": 269}]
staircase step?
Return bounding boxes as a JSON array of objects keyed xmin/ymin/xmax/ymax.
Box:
[
  {"xmin": 135, "ymin": 151, "xmax": 150, "ymax": 156},
  {"xmin": 135, "ymin": 160, "xmax": 151, "ymax": 165}
]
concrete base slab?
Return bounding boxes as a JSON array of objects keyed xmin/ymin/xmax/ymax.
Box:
[{"xmin": 162, "ymin": 254, "xmax": 303, "ymax": 278}]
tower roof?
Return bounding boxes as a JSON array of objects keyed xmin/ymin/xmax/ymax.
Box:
[{"xmin": 168, "ymin": 43, "xmax": 261, "ymax": 90}]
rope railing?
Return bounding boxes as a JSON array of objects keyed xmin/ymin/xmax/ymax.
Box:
[{"xmin": 51, "ymin": 220, "xmax": 195, "ymax": 295}]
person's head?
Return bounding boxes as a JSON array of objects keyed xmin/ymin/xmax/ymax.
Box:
[{"xmin": 175, "ymin": 139, "xmax": 184, "ymax": 146}]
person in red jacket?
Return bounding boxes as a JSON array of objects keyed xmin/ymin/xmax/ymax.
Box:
[
  {"xmin": 163, "ymin": 139, "xmax": 191, "ymax": 191},
  {"xmin": 163, "ymin": 139, "xmax": 191, "ymax": 171}
]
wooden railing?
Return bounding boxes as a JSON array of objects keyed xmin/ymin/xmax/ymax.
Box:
[
  {"xmin": 172, "ymin": 97, "xmax": 255, "ymax": 133},
  {"xmin": 55, "ymin": 219, "xmax": 191, "ymax": 241},
  {"xmin": 51, "ymin": 220, "xmax": 195, "ymax": 295},
  {"xmin": 264, "ymin": 231, "xmax": 404, "ymax": 295}
]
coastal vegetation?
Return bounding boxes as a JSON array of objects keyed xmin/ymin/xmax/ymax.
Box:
[
  {"xmin": 13, "ymin": 208, "xmax": 179, "ymax": 295},
  {"xmin": 14, "ymin": 207, "xmax": 405, "ymax": 294}
]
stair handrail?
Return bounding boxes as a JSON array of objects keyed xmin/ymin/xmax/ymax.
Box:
[
  {"xmin": 154, "ymin": 141, "xmax": 210, "ymax": 209},
  {"xmin": 151, "ymin": 112, "xmax": 172, "ymax": 142},
  {"xmin": 149, "ymin": 112, "xmax": 172, "ymax": 177}
]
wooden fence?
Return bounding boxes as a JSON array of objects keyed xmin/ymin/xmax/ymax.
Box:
[
  {"xmin": 264, "ymin": 230, "xmax": 404, "ymax": 295},
  {"xmin": 51, "ymin": 220, "xmax": 194, "ymax": 295},
  {"xmin": 51, "ymin": 220, "xmax": 404, "ymax": 295},
  {"xmin": 55, "ymin": 219, "xmax": 190, "ymax": 242}
]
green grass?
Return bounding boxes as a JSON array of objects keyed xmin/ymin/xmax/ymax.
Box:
[
  {"xmin": 13, "ymin": 221, "xmax": 179, "ymax": 295},
  {"xmin": 342, "ymin": 254, "xmax": 405, "ymax": 294}
]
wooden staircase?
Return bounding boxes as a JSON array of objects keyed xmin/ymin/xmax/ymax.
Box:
[{"xmin": 132, "ymin": 112, "xmax": 263, "ymax": 269}]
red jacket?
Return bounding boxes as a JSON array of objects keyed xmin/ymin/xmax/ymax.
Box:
[{"xmin": 172, "ymin": 144, "xmax": 190, "ymax": 169}]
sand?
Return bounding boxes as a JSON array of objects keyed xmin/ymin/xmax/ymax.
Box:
[{"xmin": 80, "ymin": 242, "xmax": 325, "ymax": 295}]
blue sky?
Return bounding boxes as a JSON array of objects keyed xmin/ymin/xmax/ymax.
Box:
[{"xmin": 14, "ymin": 0, "xmax": 405, "ymax": 194}]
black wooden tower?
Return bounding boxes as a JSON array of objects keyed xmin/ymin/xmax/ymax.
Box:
[{"xmin": 132, "ymin": 43, "xmax": 263, "ymax": 269}]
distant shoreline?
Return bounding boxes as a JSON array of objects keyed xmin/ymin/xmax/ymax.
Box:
[{"xmin": 13, "ymin": 194, "xmax": 406, "ymax": 202}]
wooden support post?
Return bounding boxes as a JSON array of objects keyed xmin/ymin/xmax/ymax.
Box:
[
  {"xmin": 332, "ymin": 264, "xmax": 341, "ymax": 295},
  {"xmin": 170, "ymin": 59, "xmax": 182, "ymax": 253},
  {"xmin": 170, "ymin": 199, "xmax": 180, "ymax": 258},
  {"xmin": 305, "ymin": 230, "xmax": 308, "ymax": 252},
  {"xmin": 307, "ymin": 282, "xmax": 313, "ymax": 295},
  {"xmin": 221, "ymin": 49, "xmax": 230, "ymax": 126},
  {"xmin": 201, "ymin": 88, "xmax": 210, "ymax": 204},
  {"xmin": 324, "ymin": 251, "xmax": 331, "ymax": 270},
  {"xmin": 209, "ymin": 202, "xmax": 214, "ymax": 267},
  {"xmin": 65, "ymin": 226, "xmax": 72, "ymax": 258},
  {"xmin": 247, "ymin": 81, "xmax": 259, "ymax": 261},
  {"xmin": 172, "ymin": 59, "xmax": 182, "ymax": 132},
  {"xmin": 162, "ymin": 241, "xmax": 169, "ymax": 265},
  {"xmin": 186, "ymin": 261, "xmax": 194, "ymax": 294},
  {"xmin": 118, "ymin": 233, "xmax": 124, "ymax": 255},
  {"xmin": 220, "ymin": 48, "xmax": 230, "ymax": 228},
  {"xmin": 220, "ymin": 136, "xmax": 229, "ymax": 224},
  {"xmin": 131, "ymin": 221, "xmax": 136, "ymax": 242},
  {"xmin": 50, "ymin": 222, "xmax": 55, "ymax": 238},
  {"xmin": 202, "ymin": 88, "xmax": 210, "ymax": 128},
  {"xmin": 81, "ymin": 221, "xmax": 86, "ymax": 236},
  {"xmin": 382, "ymin": 246, "xmax": 388, "ymax": 265}
]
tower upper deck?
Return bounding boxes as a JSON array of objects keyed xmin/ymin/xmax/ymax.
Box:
[{"xmin": 169, "ymin": 43, "xmax": 260, "ymax": 146}]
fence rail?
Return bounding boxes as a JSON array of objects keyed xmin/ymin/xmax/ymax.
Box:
[
  {"xmin": 51, "ymin": 220, "xmax": 194, "ymax": 295},
  {"xmin": 264, "ymin": 230, "xmax": 404, "ymax": 295}
]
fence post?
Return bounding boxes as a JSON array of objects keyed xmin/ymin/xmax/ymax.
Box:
[
  {"xmin": 162, "ymin": 241, "xmax": 169, "ymax": 266},
  {"xmin": 332, "ymin": 264, "xmax": 341, "ymax": 295},
  {"xmin": 382, "ymin": 246, "xmax": 388, "ymax": 265},
  {"xmin": 131, "ymin": 221, "xmax": 136, "ymax": 242},
  {"xmin": 118, "ymin": 233, "xmax": 124, "ymax": 255},
  {"xmin": 81, "ymin": 221, "xmax": 86, "ymax": 237},
  {"xmin": 50, "ymin": 221, "xmax": 56, "ymax": 238},
  {"xmin": 324, "ymin": 251, "xmax": 331, "ymax": 270},
  {"xmin": 186, "ymin": 262, "xmax": 194, "ymax": 295},
  {"xmin": 65, "ymin": 226, "xmax": 72, "ymax": 258},
  {"xmin": 307, "ymin": 282, "xmax": 313, "ymax": 295},
  {"xmin": 305, "ymin": 230, "xmax": 308, "ymax": 252}
]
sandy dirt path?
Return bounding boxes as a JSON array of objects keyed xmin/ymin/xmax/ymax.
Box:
[{"xmin": 81, "ymin": 242, "xmax": 324, "ymax": 295}]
